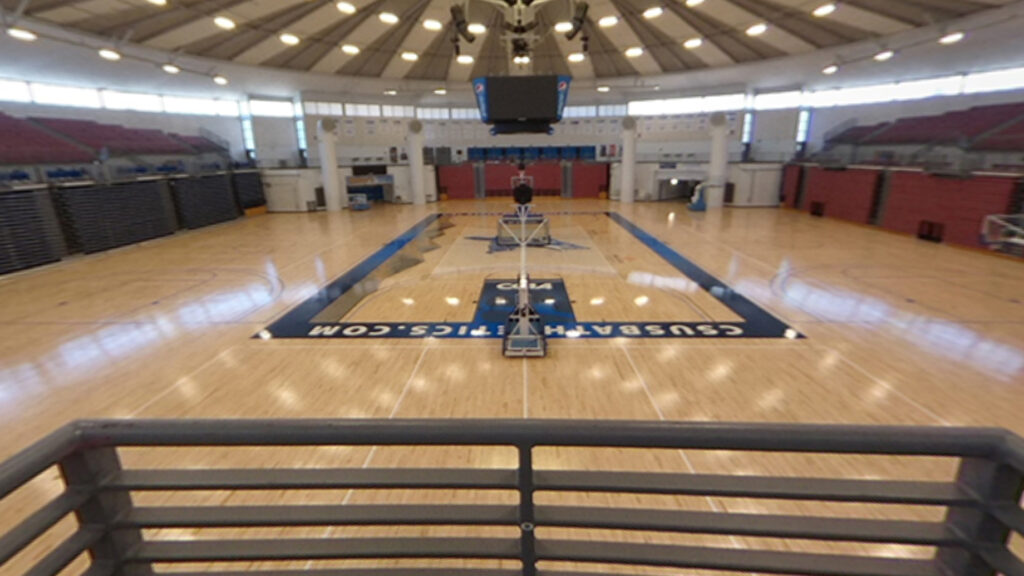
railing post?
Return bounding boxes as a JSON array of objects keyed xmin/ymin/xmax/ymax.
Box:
[
  {"xmin": 936, "ymin": 456, "xmax": 1024, "ymax": 576},
  {"xmin": 59, "ymin": 447, "xmax": 152, "ymax": 576},
  {"xmin": 518, "ymin": 445, "xmax": 537, "ymax": 576}
]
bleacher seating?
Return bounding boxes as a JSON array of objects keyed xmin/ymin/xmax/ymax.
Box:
[
  {"xmin": 31, "ymin": 117, "xmax": 193, "ymax": 156},
  {"xmin": 971, "ymin": 118, "xmax": 1024, "ymax": 151},
  {"xmin": 0, "ymin": 113, "xmax": 95, "ymax": 165},
  {"xmin": 828, "ymin": 103, "xmax": 1024, "ymax": 148},
  {"xmin": 173, "ymin": 134, "xmax": 228, "ymax": 154}
]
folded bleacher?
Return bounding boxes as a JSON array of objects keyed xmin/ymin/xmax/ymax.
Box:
[
  {"xmin": 173, "ymin": 134, "xmax": 227, "ymax": 154},
  {"xmin": 827, "ymin": 123, "xmax": 890, "ymax": 145},
  {"xmin": 0, "ymin": 113, "xmax": 95, "ymax": 165},
  {"xmin": 831, "ymin": 103, "xmax": 1024, "ymax": 148},
  {"xmin": 971, "ymin": 118, "xmax": 1024, "ymax": 151}
]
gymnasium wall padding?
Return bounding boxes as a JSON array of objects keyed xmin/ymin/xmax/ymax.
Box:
[
  {"xmin": 571, "ymin": 163, "xmax": 608, "ymax": 198},
  {"xmin": 171, "ymin": 174, "xmax": 241, "ymax": 230},
  {"xmin": 525, "ymin": 162, "xmax": 562, "ymax": 195},
  {"xmin": 782, "ymin": 164, "xmax": 802, "ymax": 208},
  {"xmin": 804, "ymin": 167, "xmax": 879, "ymax": 224},
  {"xmin": 882, "ymin": 172, "xmax": 1017, "ymax": 247},
  {"xmin": 232, "ymin": 171, "xmax": 267, "ymax": 209},
  {"xmin": 437, "ymin": 164, "xmax": 475, "ymax": 199},
  {"xmin": 54, "ymin": 181, "xmax": 178, "ymax": 254},
  {"xmin": 484, "ymin": 163, "xmax": 520, "ymax": 196},
  {"xmin": 0, "ymin": 189, "xmax": 65, "ymax": 274}
]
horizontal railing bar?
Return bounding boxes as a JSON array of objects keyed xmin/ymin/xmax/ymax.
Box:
[
  {"xmin": 23, "ymin": 526, "xmax": 103, "ymax": 576},
  {"xmin": 535, "ymin": 470, "xmax": 974, "ymax": 504},
  {"xmin": 536, "ymin": 540, "xmax": 939, "ymax": 576},
  {"xmin": 0, "ymin": 489, "xmax": 92, "ymax": 565},
  {"xmin": 74, "ymin": 419, "xmax": 1008, "ymax": 456},
  {"xmin": 534, "ymin": 505, "xmax": 964, "ymax": 545},
  {"xmin": 128, "ymin": 537, "xmax": 520, "ymax": 563},
  {"xmin": 106, "ymin": 468, "xmax": 518, "ymax": 491},
  {"xmin": 978, "ymin": 546, "xmax": 1024, "ymax": 576},
  {"xmin": 158, "ymin": 570, "xmax": 521, "ymax": 576},
  {"xmin": 0, "ymin": 424, "xmax": 79, "ymax": 500},
  {"xmin": 120, "ymin": 504, "xmax": 519, "ymax": 528},
  {"xmin": 991, "ymin": 503, "xmax": 1024, "ymax": 535}
]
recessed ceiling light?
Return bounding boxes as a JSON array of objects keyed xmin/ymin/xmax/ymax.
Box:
[
  {"xmin": 401, "ymin": 51, "xmax": 418, "ymax": 61},
  {"xmin": 147, "ymin": 0, "xmax": 167, "ymax": 5},
  {"xmin": 624, "ymin": 46, "xmax": 644, "ymax": 58},
  {"xmin": 214, "ymin": 16, "xmax": 235, "ymax": 30},
  {"xmin": 822, "ymin": 64, "xmax": 838, "ymax": 75},
  {"xmin": 746, "ymin": 23, "xmax": 767, "ymax": 36},
  {"xmin": 213, "ymin": 75, "xmax": 229, "ymax": 85},
  {"xmin": 98, "ymin": 48, "xmax": 121, "ymax": 61},
  {"xmin": 513, "ymin": 55, "xmax": 530, "ymax": 64},
  {"xmin": 598, "ymin": 15, "xmax": 618, "ymax": 27},
  {"xmin": 6, "ymin": 28, "xmax": 37, "ymax": 41},
  {"xmin": 383, "ymin": 89, "xmax": 397, "ymax": 95},
  {"xmin": 162, "ymin": 63, "xmax": 180, "ymax": 74},
  {"xmin": 336, "ymin": 1, "xmax": 356, "ymax": 14},
  {"xmin": 280, "ymin": 33, "xmax": 300, "ymax": 45},
  {"xmin": 686, "ymin": 0, "xmax": 704, "ymax": 6},
  {"xmin": 873, "ymin": 49, "xmax": 894, "ymax": 61},
  {"xmin": 554, "ymin": 21, "xmax": 573, "ymax": 33},
  {"xmin": 597, "ymin": 86, "xmax": 610, "ymax": 92},
  {"xmin": 643, "ymin": 6, "xmax": 663, "ymax": 19},
  {"xmin": 457, "ymin": 54, "xmax": 474, "ymax": 64},
  {"xmin": 341, "ymin": 43, "xmax": 360, "ymax": 55},
  {"xmin": 467, "ymin": 23, "xmax": 486, "ymax": 34},
  {"xmin": 434, "ymin": 88, "xmax": 447, "ymax": 95},
  {"xmin": 683, "ymin": 37, "xmax": 702, "ymax": 49},
  {"xmin": 812, "ymin": 3, "xmax": 836, "ymax": 17},
  {"xmin": 379, "ymin": 12, "xmax": 398, "ymax": 24},
  {"xmin": 423, "ymin": 19, "xmax": 443, "ymax": 31},
  {"xmin": 567, "ymin": 52, "xmax": 586, "ymax": 63},
  {"xmin": 939, "ymin": 31, "xmax": 964, "ymax": 45}
]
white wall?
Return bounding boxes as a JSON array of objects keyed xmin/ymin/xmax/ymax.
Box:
[
  {"xmin": 751, "ymin": 109, "xmax": 800, "ymax": 162},
  {"xmin": 252, "ymin": 116, "xmax": 301, "ymax": 168},
  {"xmin": 0, "ymin": 101, "xmax": 246, "ymax": 159}
]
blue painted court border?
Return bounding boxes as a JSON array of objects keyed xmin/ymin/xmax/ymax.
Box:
[{"xmin": 260, "ymin": 212, "xmax": 801, "ymax": 340}]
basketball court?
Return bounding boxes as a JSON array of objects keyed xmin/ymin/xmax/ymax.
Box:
[{"xmin": 2, "ymin": 198, "xmax": 1022, "ymax": 573}]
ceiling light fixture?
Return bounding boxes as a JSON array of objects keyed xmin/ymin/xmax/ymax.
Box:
[
  {"xmin": 686, "ymin": 0, "xmax": 704, "ymax": 6},
  {"xmin": 401, "ymin": 51, "xmax": 418, "ymax": 61},
  {"xmin": 213, "ymin": 75, "xmax": 229, "ymax": 85},
  {"xmin": 554, "ymin": 21, "xmax": 573, "ymax": 33},
  {"xmin": 336, "ymin": 1, "xmax": 356, "ymax": 14},
  {"xmin": 434, "ymin": 88, "xmax": 447, "ymax": 95},
  {"xmin": 597, "ymin": 86, "xmax": 610, "ymax": 92},
  {"xmin": 467, "ymin": 23, "xmax": 486, "ymax": 34},
  {"xmin": 147, "ymin": 0, "xmax": 167, "ymax": 5},
  {"xmin": 341, "ymin": 43, "xmax": 360, "ymax": 54},
  {"xmin": 98, "ymin": 48, "xmax": 121, "ymax": 61},
  {"xmin": 873, "ymin": 49, "xmax": 894, "ymax": 61},
  {"xmin": 456, "ymin": 54, "xmax": 474, "ymax": 64},
  {"xmin": 624, "ymin": 46, "xmax": 643, "ymax": 58},
  {"xmin": 383, "ymin": 89, "xmax": 398, "ymax": 95},
  {"xmin": 939, "ymin": 31, "xmax": 964, "ymax": 45},
  {"xmin": 598, "ymin": 15, "xmax": 618, "ymax": 27},
  {"xmin": 568, "ymin": 52, "xmax": 586, "ymax": 63},
  {"xmin": 6, "ymin": 28, "xmax": 37, "ymax": 41},
  {"xmin": 746, "ymin": 23, "xmax": 768, "ymax": 36},
  {"xmin": 279, "ymin": 33, "xmax": 300, "ymax": 45},
  {"xmin": 683, "ymin": 37, "xmax": 702, "ymax": 49},
  {"xmin": 162, "ymin": 63, "xmax": 180, "ymax": 74},
  {"xmin": 643, "ymin": 6, "xmax": 663, "ymax": 19},
  {"xmin": 812, "ymin": 3, "xmax": 836, "ymax": 17},
  {"xmin": 379, "ymin": 12, "xmax": 399, "ymax": 24},
  {"xmin": 822, "ymin": 64, "xmax": 838, "ymax": 75},
  {"xmin": 423, "ymin": 19, "xmax": 443, "ymax": 31},
  {"xmin": 513, "ymin": 55, "xmax": 530, "ymax": 64},
  {"xmin": 214, "ymin": 16, "xmax": 235, "ymax": 30}
]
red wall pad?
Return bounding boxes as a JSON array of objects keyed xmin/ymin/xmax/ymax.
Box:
[
  {"xmin": 525, "ymin": 162, "xmax": 563, "ymax": 195},
  {"xmin": 572, "ymin": 163, "xmax": 608, "ymax": 198},
  {"xmin": 803, "ymin": 167, "xmax": 879, "ymax": 224},
  {"xmin": 484, "ymin": 163, "xmax": 520, "ymax": 196},
  {"xmin": 882, "ymin": 172, "xmax": 1017, "ymax": 247},
  {"xmin": 782, "ymin": 164, "xmax": 802, "ymax": 208},
  {"xmin": 437, "ymin": 164, "xmax": 476, "ymax": 199}
]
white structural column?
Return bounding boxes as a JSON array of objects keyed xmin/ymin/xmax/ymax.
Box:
[
  {"xmin": 706, "ymin": 112, "xmax": 729, "ymax": 209},
  {"xmin": 317, "ymin": 118, "xmax": 346, "ymax": 211},
  {"xmin": 620, "ymin": 117, "xmax": 637, "ymax": 204},
  {"xmin": 407, "ymin": 120, "xmax": 426, "ymax": 205}
]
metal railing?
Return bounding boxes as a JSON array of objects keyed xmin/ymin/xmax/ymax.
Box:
[{"xmin": 1, "ymin": 420, "xmax": 1022, "ymax": 576}]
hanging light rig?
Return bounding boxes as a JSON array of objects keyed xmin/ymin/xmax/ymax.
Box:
[{"xmin": 450, "ymin": 0, "xmax": 589, "ymax": 68}]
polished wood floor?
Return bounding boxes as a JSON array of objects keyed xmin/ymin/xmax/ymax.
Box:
[{"xmin": 1, "ymin": 198, "xmax": 1022, "ymax": 572}]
